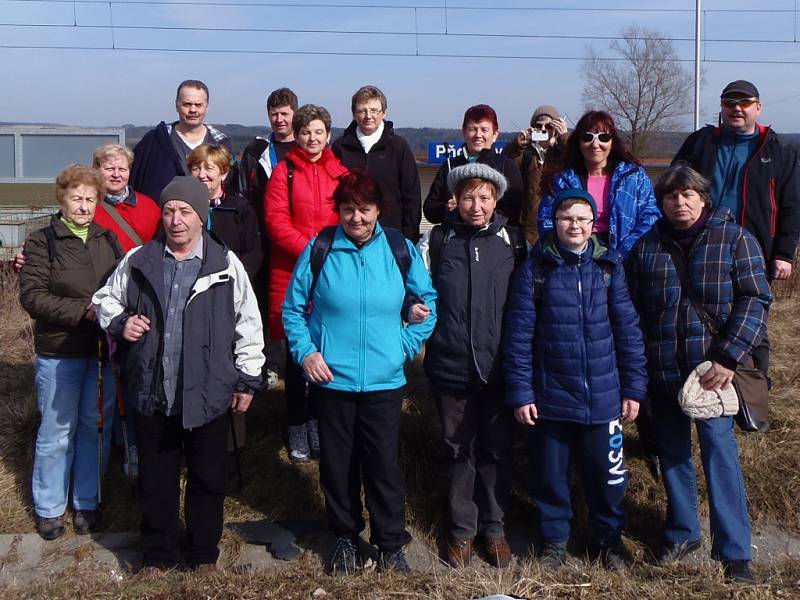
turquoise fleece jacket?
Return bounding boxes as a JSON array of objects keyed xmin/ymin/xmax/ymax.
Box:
[{"xmin": 283, "ymin": 223, "xmax": 437, "ymax": 392}]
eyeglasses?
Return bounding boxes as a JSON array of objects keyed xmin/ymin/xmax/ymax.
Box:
[
  {"xmin": 556, "ymin": 216, "xmax": 594, "ymax": 226},
  {"xmin": 580, "ymin": 131, "xmax": 612, "ymax": 144},
  {"xmin": 721, "ymin": 98, "xmax": 758, "ymax": 109},
  {"xmin": 355, "ymin": 107, "xmax": 383, "ymax": 116}
]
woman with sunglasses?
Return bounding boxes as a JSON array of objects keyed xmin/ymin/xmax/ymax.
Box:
[{"xmin": 538, "ymin": 111, "xmax": 660, "ymax": 255}]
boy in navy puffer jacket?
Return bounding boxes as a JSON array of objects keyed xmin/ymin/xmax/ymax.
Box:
[{"xmin": 503, "ymin": 188, "xmax": 647, "ymax": 570}]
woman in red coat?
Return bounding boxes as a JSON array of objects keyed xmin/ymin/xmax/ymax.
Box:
[{"xmin": 265, "ymin": 104, "xmax": 349, "ymax": 463}]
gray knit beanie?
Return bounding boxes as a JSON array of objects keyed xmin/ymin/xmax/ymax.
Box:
[
  {"xmin": 447, "ymin": 163, "xmax": 508, "ymax": 200},
  {"xmin": 160, "ymin": 176, "xmax": 210, "ymax": 224},
  {"xmin": 530, "ymin": 105, "xmax": 560, "ymax": 127}
]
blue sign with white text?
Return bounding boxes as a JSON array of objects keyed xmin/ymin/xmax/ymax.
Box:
[{"xmin": 427, "ymin": 141, "xmax": 507, "ymax": 164}]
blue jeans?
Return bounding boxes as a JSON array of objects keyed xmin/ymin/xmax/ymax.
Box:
[
  {"xmin": 652, "ymin": 394, "xmax": 751, "ymax": 561},
  {"xmin": 32, "ymin": 355, "xmax": 115, "ymax": 518}
]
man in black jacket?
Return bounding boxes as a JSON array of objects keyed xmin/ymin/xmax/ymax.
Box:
[{"xmin": 332, "ymin": 85, "xmax": 422, "ymax": 242}]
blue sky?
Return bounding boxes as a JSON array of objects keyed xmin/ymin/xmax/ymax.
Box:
[{"xmin": 1, "ymin": 0, "xmax": 799, "ymax": 132}]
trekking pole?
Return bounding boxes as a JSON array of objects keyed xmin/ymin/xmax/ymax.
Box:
[
  {"xmin": 111, "ymin": 360, "xmax": 136, "ymax": 493},
  {"xmin": 229, "ymin": 407, "xmax": 244, "ymax": 491},
  {"xmin": 96, "ymin": 338, "xmax": 105, "ymax": 508}
]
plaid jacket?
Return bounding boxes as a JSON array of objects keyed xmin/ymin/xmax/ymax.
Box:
[{"xmin": 626, "ymin": 207, "xmax": 772, "ymax": 396}]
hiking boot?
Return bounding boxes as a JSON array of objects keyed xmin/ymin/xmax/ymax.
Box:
[
  {"xmin": 35, "ymin": 515, "xmax": 65, "ymax": 541},
  {"xmin": 287, "ymin": 424, "xmax": 310, "ymax": 463},
  {"xmin": 599, "ymin": 540, "xmax": 633, "ymax": 571},
  {"xmin": 484, "ymin": 535, "xmax": 512, "ymax": 568},
  {"xmin": 723, "ymin": 560, "xmax": 755, "ymax": 584},
  {"xmin": 656, "ymin": 538, "xmax": 702, "ymax": 563},
  {"xmin": 307, "ymin": 419, "xmax": 320, "ymax": 460},
  {"xmin": 446, "ymin": 538, "xmax": 473, "ymax": 567},
  {"xmin": 73, "ymin": 509, "xmax": 103, "ymax": 535},
  {"xmin": 378, "ymin": 548, "xmax": 411, "ymax": 575},
  {"xmin": 539, "ymin": 540, "xmax": 567, "ymax": 570},
  {"xmin": 327, "ymin": 535, "xmax": 360, "ymax": 575}
]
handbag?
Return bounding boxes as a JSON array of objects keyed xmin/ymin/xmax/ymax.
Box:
[{"xmin": 664, "ymin": 243, "xmax": 770, "ymax": 432}]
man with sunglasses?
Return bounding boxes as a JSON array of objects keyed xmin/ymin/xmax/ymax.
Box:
[{"xmin": 673, "ymin": 79, "xmax": 800, "ymax": 377}]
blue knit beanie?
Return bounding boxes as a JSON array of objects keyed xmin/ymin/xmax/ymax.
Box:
[{"xmin": 553, "ymin": 188, "xmax": 597, "ymax": 221}]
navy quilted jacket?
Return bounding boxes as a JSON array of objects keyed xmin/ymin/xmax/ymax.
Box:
[
  {"xmin": 626, "ymin": 207, "xmax": 772, "ymax": 397},
  {"xmin": 503, "ymin": 235, "xmax": 648, "ymax": 424}
]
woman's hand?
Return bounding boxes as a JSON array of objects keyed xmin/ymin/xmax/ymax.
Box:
[
  {"xmin": 621, "ymin": 398, "xmax": 640, "ymax": 424},
  {"xmin": 12, "ymin": 251, "xmax": 26, "ymax": 273},
  {"xmin": 122, "ymin": 314, "xmax": 151, "ymax": 343},
  {"xmin": 85, "ymin": 303, "xmax": 97, "ymax": 322},
  {"xmin": 446, "ymin": 196, "xmax": 457, "ymax": 211},
  {"xmin": 515, "ymin": 129, "xmax": 532, "ymax": 148},
  {"xmin": 514, "ymin": 404, "xmax": 538, "ymax": 426},
  {"xmin": 407, "ymin": 303, "xmax": 431, "ymax": 324},
  {"xmin": 550, "ymin": 117, "xmax": 568, "ymax": 138},
  {"xmin": 699, "ymin": 361, "xmax": 735, "ymax": 391},
  {"xmin": 773, "ymin": 258, "xmax": 792, "ymax": 280},
  {"xmin": 303, "ymin": 352, "xmax": 334, "ymax": 383}
]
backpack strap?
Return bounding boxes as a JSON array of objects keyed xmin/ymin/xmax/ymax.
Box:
[
  {"xmin": 308, "ymin": 225, "xmax": 337, "ymax": 303},
  {"xmin": 42, "ymin": 224, "xmax": 57, "ymax": 263},
  {"xmin": 382, "ymin": 227, "xmax": 411, "ymax": 285},
  {"xmin": 532, "ymin": 256, "xmax": 613, "ymax": 309},
  {"xmin": 506, "ymin": 226, "xmax": 528, "ymax": 266},
  {"xmin": 285, "ymin": 158, "xmax": 296, "ymax": 217},
  {"xmin": 427, "ymin": 224, "xmax": 449, "ymax": 281}
]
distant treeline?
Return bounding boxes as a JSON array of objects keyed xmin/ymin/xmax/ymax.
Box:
[{"xmin": 123, "ymin": 124, "xmax": 800, "ymax": 162}]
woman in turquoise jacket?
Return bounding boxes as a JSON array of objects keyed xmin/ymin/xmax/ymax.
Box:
[{"xmin": 282, "ymin": 171, "xmax": 437, "ymax": 576}]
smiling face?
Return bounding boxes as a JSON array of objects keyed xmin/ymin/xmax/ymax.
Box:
[
  {"xmin": 190, "ymin": 159, "xmax": 228, "ymax": 199},
  {"xmin": 339, "ymin": 201, "xmax": 380, "ymax": 245},
  {"xmin": 579, "ymin": 129, "xmax": 613, "ymax": 172},
  {"xmin": 720, "ymin": 95, "xmax": 761, "ymax": 135},
  {"xmin": 661, "ymin": 187, "xmax": 706, "ymax": 229},
  {"xmin": 554, "ymin": 201, "xmax": 595, "ymax": 252},
  {"xmin": 296, "ymin": 119, "xmax": 330, "ymax": 162},
  {"xmin": 268, "ymin": 104, "xmax": 295, "ymax": 142},
  {"xmin": 59, "ymin": 184, "xmax": 99, "ymax": 226},
  {"xmin": 457, "ymin": 180, "xmax": 497, "ymax": 227},
  {"xmin": 175, "ymin": 86, "xmax": 209, "ymax": 128},
  {"xmin": 463, "ymin": 119, "xmax": 499, "ymax": 155},
  {"xmin": 98, "ymin": 154, "xmax": 130, "ymax": 196}
]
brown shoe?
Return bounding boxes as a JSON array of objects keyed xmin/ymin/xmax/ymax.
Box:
[
  {"xmin": 447, "ymin": 538, "xmax": 473, "ymax": 567},
  {"xmin": 484, "ymin": 535, "xmax": 512, "ymax": 568}
]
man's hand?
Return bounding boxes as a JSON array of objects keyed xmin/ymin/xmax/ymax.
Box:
[
  {"xmin": 773, "ymin": 258, "xmax": 792, "ymax": 280},
  {"xmin": 122, "ymin": 314, "xmax": 151, "ymax": 343},
  {"xmin": 699, "ymin": 361, "xmax": 735, "ymax": 391},
  {"xmin": 621, "ymin": 398, "xmax": 640, "ymax": 424},
  {"xmin": 407, "ymin": 303, "xmax": 431, "ymax": 324},
  {"xmin": 514, "ymin": 403, "xmax": 538, "ymax": 426},
  {"xmin": 303, "ymin": 351, "xmax": 334, "ymax": 383},
  {"xmin": 515, "ymin": 129, "xmax": 533, "ymax": 148},
  {"xmin": 12, "ymin": 251, "xmax": 26, "ymax": 273},
  {"xmin": 550, "ymin": 117, "xmax": 568, "ymax": 138},
  {"xmin": 232, "ymin": 392, "xmax": 254, "ymax": 414}
]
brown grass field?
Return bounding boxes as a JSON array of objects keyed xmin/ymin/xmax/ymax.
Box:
[{"xmin": 1, "ymin": 265, "xmax": 800, "ymax": 598}]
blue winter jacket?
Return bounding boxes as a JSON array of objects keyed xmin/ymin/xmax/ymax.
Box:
[
  {"xmin": 503, "ymin": 235, "xmax": 648, "ymax": 424},
  {"xmin": 538, "ymin": 161, "xmax": 660, "ymax": 255},
  {"xmin": 626, "ymin": 207, "xmax": 772, "ymax": 397},
  {"xmin": 283, "ymin": 223, "xmax": 438, "ymax": 392}
]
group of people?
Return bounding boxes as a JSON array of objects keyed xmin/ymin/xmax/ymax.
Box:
[{"xmin": 15, "ymin": 77, "xmax": 799, "ymax": 584}]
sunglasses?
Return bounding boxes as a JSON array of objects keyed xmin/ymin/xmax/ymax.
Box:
[
  {"xmin": 580, "ymin": 131, "xmax": 613, "ymax": 144},
  {"xmin": 721, "ymin": 98, "xmax": 758, "ymax": 109}
]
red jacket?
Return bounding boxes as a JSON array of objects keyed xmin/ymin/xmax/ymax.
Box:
[
  {"xmin": 93, "ymin": 192, "xmax": 161, "ymax": 252},
  {"xmin": 265, "ymin": 146, "xmax": 348, "ymax": 338}
]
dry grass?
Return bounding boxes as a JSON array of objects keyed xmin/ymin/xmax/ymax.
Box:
[{"xmin": 2, "ymin": 265, "xmax": 800, "ymax": 597}]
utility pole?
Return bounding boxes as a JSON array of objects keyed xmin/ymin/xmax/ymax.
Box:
[{"xmin": 694, "ymin": 0, "xmax": 702, "ymax": 130}]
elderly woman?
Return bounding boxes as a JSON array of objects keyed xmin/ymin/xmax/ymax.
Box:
[
  {"xmin": 282, "ymin": 170, "xmax": 437, "ymax": 575},
  {"xmin": 19, "ymin": 165, "xmax": 122, "ymax": 540},
  {"xmin": 188, "ymin": 143, "xmax": 263, "ymax": 279},
  {"xmin": 266, "ymin": 104, "xmax": 349, "ymax": 463},
  {"xmin": 418, "ymin": 163, "xmax": 525, "ymax": 568},
  {"xmin": 424, "ymin": 104, "xmax": 523, "ymax": 226},
  {"xmin": 626, "ymin": 165, "xmax": 772, "ymax": 584},
  {"xmin": 538, "ymin": 111, "xmax": 660, "ymax": 255}
]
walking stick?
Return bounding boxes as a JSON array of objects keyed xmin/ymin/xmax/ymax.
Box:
[
  {"xmin": 111, "ymin": 360, "xmax": 136, "ymax": 492},
  {"xmin": 96, "ymin": 338, "xmax": 105, "ymax": 508},
  {"xmin": 229, "ymin": 407, "xmax": 244, "ymax": 491}
]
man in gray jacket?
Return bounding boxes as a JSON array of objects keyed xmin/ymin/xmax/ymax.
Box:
[{"xmin": 93, "ymin": 176, "xmax": 264, "ymax": 571}]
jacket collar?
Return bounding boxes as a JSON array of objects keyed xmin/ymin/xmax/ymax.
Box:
[
  {"xmin": 49, "ymin": 213, "xmax": 108, "ymax": 240},
  {"xmin": 340, "ymin": 120, "xmax": 394, "ymax": 151},
  {"xmin": 539, "ymin": 232, "xmax": 610, "ymax": 267},
  {"xmin": 330, "ymin": 221, "xmax": 388, "ymax": 251}
]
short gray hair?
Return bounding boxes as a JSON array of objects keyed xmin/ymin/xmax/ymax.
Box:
[{"xmin": 654, "ymin": 164, "xmax": 711, "ymax": 207}]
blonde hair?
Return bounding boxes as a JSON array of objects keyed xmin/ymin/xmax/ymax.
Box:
[
  {"xmin": 92, "ymin": 143, "xmax": 134, "ymax": 169},
  {"xmin": 186, "ymin": 144, "xmax": 232, "ymax": 175}
]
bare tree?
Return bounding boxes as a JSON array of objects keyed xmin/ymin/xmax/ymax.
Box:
[{"xmin": 582, "ymin": 26, "xmax": 692, "ymax": 157}]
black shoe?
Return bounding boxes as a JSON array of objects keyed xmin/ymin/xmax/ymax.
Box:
[
  {"xmin": 599, "ymin": 540, "xmax": 633, "ymax": 571},
  {"xmin": 35, "ymin": 515, "xmax": 65, "ymax": 541},
  {"xmin": 644, "ymin": 453, "xmax": 662, "ymax": 482},
  {"xmin": 656, "ymin": 538, "xmax": 702, "ymax": 563},
  {"xmin": 378, "ymin": 548, "xmax": 411, "ymax": 575},
  {"xmin": 723, "ymin": 560, "xmax": 755, "ymax": 584},
  {"xmin": 327, "ymin": 536, "xmax": 359, "ymax": 575},
  {"xmin": 73, "ymin": 509, "xmax": 103, "ymax": 535},
  {"xmin": 539, "ymin": 540, "xmax": 568, "ymax": 570}
]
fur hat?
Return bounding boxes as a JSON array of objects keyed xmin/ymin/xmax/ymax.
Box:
[
  {"xmin": 160, "ymin": 176, "xmax": 210, "ymax": 224},
  {"xmin": 447, "ymin": 163, "xmax": 508, "ymax": 200},
  {"xmin": 679, "ymin": 361, "xmax": 739, "ymax": 419}
]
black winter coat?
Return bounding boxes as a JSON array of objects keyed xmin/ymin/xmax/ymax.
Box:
[
  {"xmin": 423, "ymin": 212, "xmax": 524, "ymax": 388},
  {"xmin": 332, "ymin": 121, "xmax": 422, "ymax": 242},
  {"xmin": 423, "ymin": 147, "xmax": 524, "ymax": 226},
  {"xmin": 208, "ymin": 191, "xmax": 264, "ymax": 281}
]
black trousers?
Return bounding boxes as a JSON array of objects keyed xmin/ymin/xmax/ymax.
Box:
[
  {"xmin": 312, "ymin": 385, "xmax": 411, "ymax": 551},
  {"xmin": 431, "ymin": 384, "xmax": 513, "ymax": 541},
  {"xmin": 285, "ymin": 353, "xmax": 312, "ymax": 426},
  {"xmin": 135, "ymin": 410, "xmax": 228, "ymax": 568}
]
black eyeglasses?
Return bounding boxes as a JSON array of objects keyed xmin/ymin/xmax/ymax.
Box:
[{"xmin": 580, "ymin": 131, "xmax": 613, "ymax": 144}]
